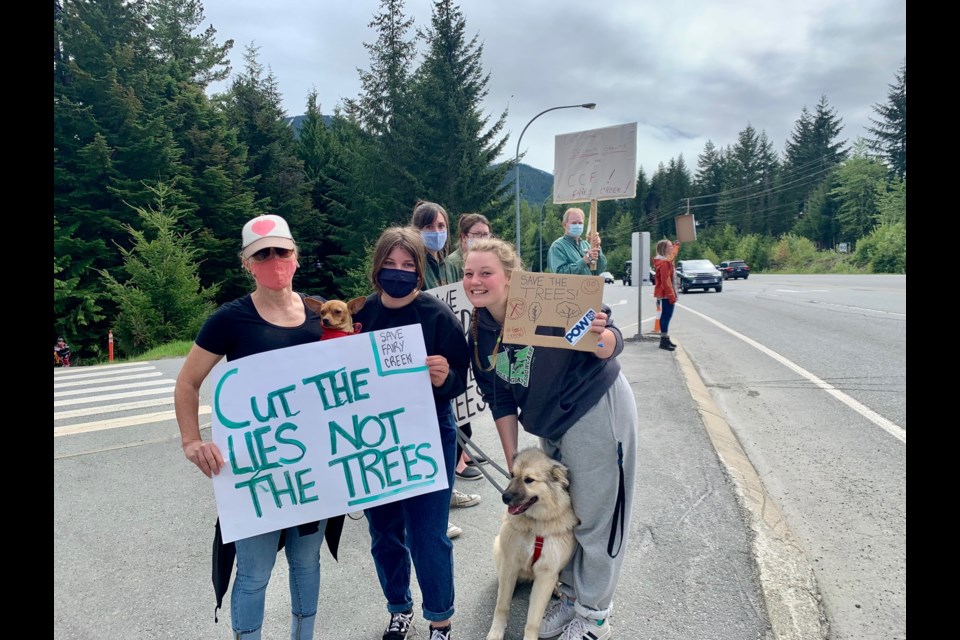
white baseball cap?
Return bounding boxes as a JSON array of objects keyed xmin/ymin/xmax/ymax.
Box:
[{"xmin": 241, "ymin": 214, "xmax": 296, "ymax": 258}]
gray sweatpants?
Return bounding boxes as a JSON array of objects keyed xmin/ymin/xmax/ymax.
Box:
[{"xmin": 540, "ymin": 372, "xmax": 638, "ymax": 621}]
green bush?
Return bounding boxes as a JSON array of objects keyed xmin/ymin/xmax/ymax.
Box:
[
  {"xmin": 853, "ymin": 222, "xmax": 906, "ymax": 273},
  {"xmin": 99, "ymin": 183, "xmax": 219, "ymax": 357}
]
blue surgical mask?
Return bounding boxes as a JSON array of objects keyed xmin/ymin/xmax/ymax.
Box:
[
  {"xmin": 568, "ymin": 223, "xmax": 584, "ymax": 237},
  {"xmin": 377, "ymin": 268, "xmax": 419, "ymax": 299},
  {"xmin": 421, "ymin": 230, "xmax": 447, "ymax": 253}
]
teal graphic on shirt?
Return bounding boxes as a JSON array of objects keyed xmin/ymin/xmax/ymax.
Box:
[{"xmin": 493, "ymin": 345, "xmax": 533, "ymax": 388}]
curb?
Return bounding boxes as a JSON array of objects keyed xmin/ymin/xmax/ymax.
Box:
[{"xmin": 673, "ymin": 344, "xmax": 830, "ymax": 640}]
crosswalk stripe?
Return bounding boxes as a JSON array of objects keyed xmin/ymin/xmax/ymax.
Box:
[
  {"xmin": 53, "ymin": 362, "xmax": 153, "ymax": 376},
  {"xmin": 54, "ymin": 387, "xmax": 176, "ymax": 407},
  {"xmin": 54, "ymin": 372, "xmax": 164, "ymax": 389},
  {"xmin": 53, "ymin": 406, "xmax": 211, "ymax": 437},
  {"xmin": 54, "ymin": 397, "xmax": 175, "ymax": 420},
  {"xmin": 54, "ymin": 379, "xmax": 175, "ymax": 398}
]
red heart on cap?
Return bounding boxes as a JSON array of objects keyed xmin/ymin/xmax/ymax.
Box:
[{"xmin": 251, "ymin": 219, "xmax": 276, "ymax": 236}]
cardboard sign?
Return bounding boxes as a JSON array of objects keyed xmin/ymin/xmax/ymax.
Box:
[
  {"xmin": 553, "ymin": 123, "xmax": 638, "ymax": 203},
  {"xmin": 675, "ymin": 214, "xmax": 697, "ymax": 242},
  {"xmin": 424, "ymin": 282, "xmax": 487, "ymax": 427},
  {"xmin": 210, "ymin": 325, "xmax": 447, "ymax": 543},
  {"xmin": 502, "ymin": 271, "xmax": 603, "ymax": 352}
]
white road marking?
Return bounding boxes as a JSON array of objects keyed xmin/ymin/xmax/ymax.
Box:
[
  {"xmin": 53, "ymin": 362, "xmax": 155, "ymax": 376},
  {"xmin": 54, "ymin": 397, "xmax": 175, "ymax": 420},
  {"xmin": 679, "ymin": 304, "xmax": 905, "ymax": 444},
  {"xmin": 775, "ymin": 289, "xmax": 828, "ymax": 293},
  {"xmin": 54, "ymin": 379, "xmax": 175, "ymax": 398},
  {"xmin": 54, "ymin": 386, "xmax": 177, "ymax": 407},
  {"xmin": 54, "ymin": 406, "xmax": 211, "ymax": 437},
  {"xmin": 54, "ymin": 372, "xmax": 164, "ymax": 389}
]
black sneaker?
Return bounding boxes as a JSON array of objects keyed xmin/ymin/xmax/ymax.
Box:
[
  {"xmin": 383, "ymin": 610, "xmax": 414, "ymax": 640},
  {"xmin": 429, "ymin": 624, "xmax": 452, "ymax": 640}
]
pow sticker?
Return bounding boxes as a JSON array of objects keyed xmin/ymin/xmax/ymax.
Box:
[{"xmin": 564, "ymin": 308, "xmax": 597, "ymax": 347}]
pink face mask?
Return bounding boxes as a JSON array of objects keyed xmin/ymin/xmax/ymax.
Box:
[{"xmin": 249, "ymin": 257, "xmax": 298, "ymax": 290}]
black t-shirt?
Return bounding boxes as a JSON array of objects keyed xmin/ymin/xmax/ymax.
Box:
[{"xmin": 196, "ymin": 293, "xmax": 324, "ymax": 361}]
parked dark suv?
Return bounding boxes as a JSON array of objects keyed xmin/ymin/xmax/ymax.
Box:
[
  {"xmin": 676, "ymin": 259, "xmax": 722, "ymax": 293},
  {"xmin": 718, "ymin": 260, "xmax": 750, "ymax": 280}
]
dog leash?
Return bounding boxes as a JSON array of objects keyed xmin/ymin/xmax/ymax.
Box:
[
  {"xmin": 607, "ymin": 441, "xmax": 626, "ymax": 558},
  {"xmin": 456, "ymin": 426, "xmax": 509, "ymax": 495}
]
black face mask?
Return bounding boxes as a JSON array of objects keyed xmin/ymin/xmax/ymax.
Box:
[{"xmin": 377, "ymin": 268, "xmax": 419, "ymax": 299}]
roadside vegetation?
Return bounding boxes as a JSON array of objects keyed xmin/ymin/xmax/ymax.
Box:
[{"xmin": 54, "ymin": 1, "xmax": 905, "ymax": 363}]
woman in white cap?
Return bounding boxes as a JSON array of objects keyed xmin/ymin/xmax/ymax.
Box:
[{"xmin": 175, "ymin": 214, "xmax": 339, "ymax": 640}]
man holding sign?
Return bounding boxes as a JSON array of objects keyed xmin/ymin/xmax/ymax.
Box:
[
  {"xmin": 352, "ymin": 227, "xmax": 470, "ymax": 640},
  {"xmin": 547, "ymin": 207, "xmax": 606, "ymax": 275}
]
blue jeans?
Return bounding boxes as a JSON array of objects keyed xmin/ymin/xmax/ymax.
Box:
[
  {"xmin": 365, "ymin": 407, "xmax": 457, "ymax": 622},
  {"xmin": 232, "ymin": 521, "xmax": 327, "ymax": 640},
  {"xmin": 659, "ymin": 297, "xmax": 675, "ymax": 334}
]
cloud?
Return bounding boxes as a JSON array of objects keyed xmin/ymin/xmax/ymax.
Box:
[{"xmin": 201, "ymin": 0, "xmax": 905, "ymax": 175}]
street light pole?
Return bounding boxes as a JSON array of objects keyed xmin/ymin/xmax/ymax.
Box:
[
  {"xmin": 538, "ymin": 193, "xmax": 552, "ymax": 272},
  {"xmin": 515, "ymin": 102, "xmax": 596, "ymax": 259}
]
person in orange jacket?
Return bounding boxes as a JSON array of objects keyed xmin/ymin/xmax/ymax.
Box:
[{"xmin": 652, "ymin": 239, "xmax": 680, "ymax": 351}]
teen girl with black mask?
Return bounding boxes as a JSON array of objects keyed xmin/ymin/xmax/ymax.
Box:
[{"xmin": 351, "ymin": 226, "xmax": 470, "ymax": 640}]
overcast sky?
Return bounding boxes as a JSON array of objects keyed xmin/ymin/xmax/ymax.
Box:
[{"xmin": 200, "ymin": 0, "xmax": 905, "ymax": 175}]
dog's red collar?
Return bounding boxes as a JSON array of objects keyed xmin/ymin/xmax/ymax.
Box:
[{"xmin": 531, "ymin": 536, "xmax": 544, "ymax": 566}]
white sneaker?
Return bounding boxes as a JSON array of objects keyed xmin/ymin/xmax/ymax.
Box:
[
  {"xmin": 450, "ymin": 488, "xmax": 481, "ymax": 508},
  {"xmin": 446, "ymin": 521, "xmax": 462, "ymax": 539},
  {"xmin": 557, "ymin": 615, "xmax": 610, "ymax": 640},
  {"xmin": 539, "ymin": 596, "xmax": 576, "ymax": 638}
]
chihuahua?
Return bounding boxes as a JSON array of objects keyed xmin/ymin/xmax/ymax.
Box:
[{"xmin": 305, "ymin": 296, "xmax": 366, "ymax": 340}]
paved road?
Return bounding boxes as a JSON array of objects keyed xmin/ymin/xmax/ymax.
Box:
[{"xmin": 54, "ymin": 333, "xmax": 807, "ymax": 640}]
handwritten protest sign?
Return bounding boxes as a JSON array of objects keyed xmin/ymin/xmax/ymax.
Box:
[
  {"xmin": 424, "ymin": 282, "xmax": 487, "ymax": 427},
  {"xmin": 553, "ymin": 123, "xmax": 638, "ymax": 203},
  {"xmin": 210, "ymin": 324, "xmax": 446, "ymax": 543},
  {"xmin": 502, "ymin": 271, "xmax": 604, "ymax": 352}
]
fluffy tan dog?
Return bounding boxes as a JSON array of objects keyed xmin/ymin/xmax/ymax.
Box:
[
  {"xmin": 487, "ymin": 448, "xmax": 578, "ymax": 640},
  {"xmin": 304, "ymin": 296, "xmax": 366, "ymax": 340}
]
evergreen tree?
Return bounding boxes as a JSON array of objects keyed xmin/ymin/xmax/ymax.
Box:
[
  {"xmin": 866, "ymin": 60, "xmax": 906, "ymax": 179},
  {"xmin": 344, "ymin": 0, "xmax": 421, "ymax": 220},
  {"xmin": 99, "ymin": 182, "xmax": 218, "ymax": 356},
  {"xmin": 220, "ymin": 44, "xmax": 310, "ymax": 226},
  {"xmin": 693, "ymin": 140, "xmax": 725, "ymax": 230},
  {"xmin": 721, "ymin": 124, "xmax": 766, "ymax": 233},
  {"xmin": 831, "ymin": 150, "xmax": 888, "ymax": 242},
  {"xmin": 779, "ymin": 97, "xmax": 848, "ymax": 234},
  {"xmin": 147, "ymin": 0, "xmax": 233, "ymax": 87},
  {"xmin": 399, "ymin": 0, "xmax": 512, "ymax": 218},
  {"xmin": 344, "ymin": 0, "xmax": 418, "ymax": 138},
  {"xmin": 55, "ymin": 0, "xmax": 182, "ymax": 354},
  {"xmin": 296, "ymin": 91, "xmax": 334, "ymax": 294}
]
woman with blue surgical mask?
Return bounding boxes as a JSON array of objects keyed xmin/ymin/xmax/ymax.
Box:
[
  {"xmin": 409, "ymin": 201, "xmax": 483, "ymax": 539},
  {"xmin": 411, "ymin": 200, "xmax": 456, "ymax": 289}
]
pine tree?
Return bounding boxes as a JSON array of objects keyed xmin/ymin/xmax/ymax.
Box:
[
  {"xmin": 220, "ymin": 45, "xmax": 310, "ymax": 224},
  {"xmin": 344, "ymin": 0, "xmax": 418, "ymax": 138},
  {"xmin": 344, "ymin": 0, "xmax": 421, "ymax": 220},
  {"xmin": 831, "ymin": 146, "xmax": 888, "ymax": 242},
  {"xmin": 693, "ymin": 140, "xmax": 726, "ymax": 230},
  {"xmin": 866, "ymin": 60, "xmax": 906, "ymax": 179},
  {"xmin": 399, "ymin": 0, "xmax": 511, "ymax": 218},
  {"xmin": 779, "ymin": 97, "xmax": 849, "ymax": 234},
  {"xmin": 99, "ymin": 181, "xmax": 218, "ymax": 356}
]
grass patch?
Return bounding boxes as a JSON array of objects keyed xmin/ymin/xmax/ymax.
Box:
[{"xmin": 110, "ymin": 340, "xmax": 194, "ymax": 364}]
